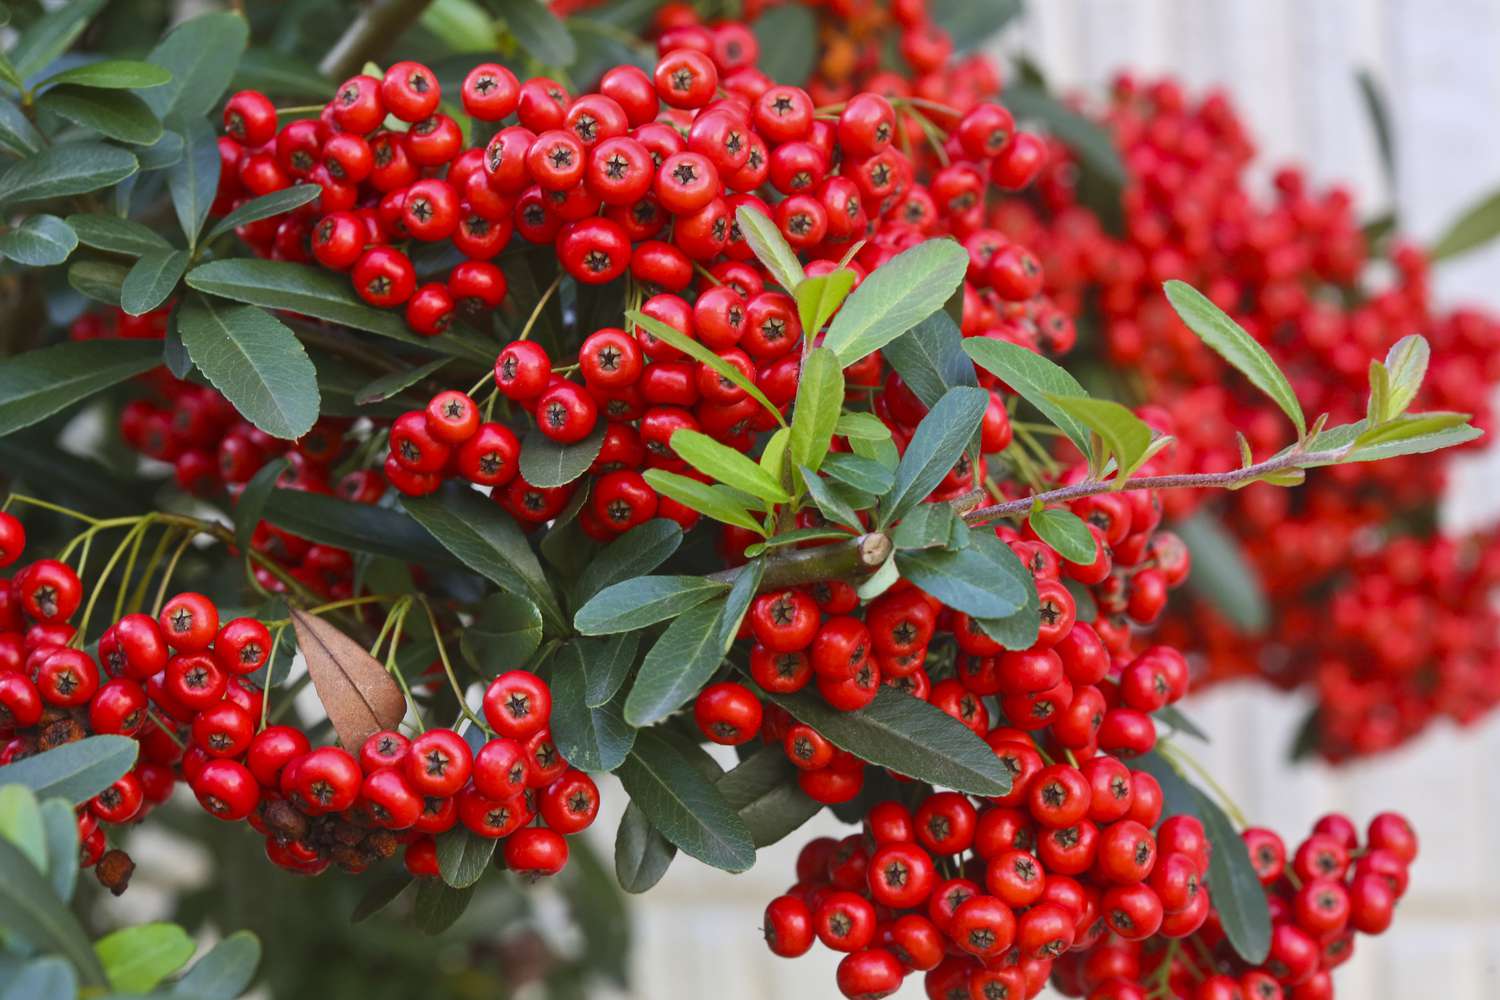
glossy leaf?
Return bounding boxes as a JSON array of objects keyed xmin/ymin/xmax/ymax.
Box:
[
  {"xmin": 581, "ymin": 632, "xmax": 640, "ymax": 709},
  {"xmin": 0, "ymin": 142, "xmax": 138, "ymax": 208},
  {"xmin": 575, "ymin": 575, "xmax": 728, "ymax": 635},
  {"xmin": 353, "ymin": 358, "xmax": 452, "ymax": 406},
  {"xmin": 0, "ymin": 214, "xmax": 76, "ymax": 266},
  {"xmin": 821, "ymin": 453, "xmax": 894, "ymax": 496},
  {"xmin": 290, "ymin": 610, "xmax": 407, "ymax": 750},
  {"xmin": 790, "ymin": 347, "xmax": 844, "ymax": 475},
  {"xmin": 822, "ymin": 237, "xmax": 969, "ymax": 365},
  {"xmin": 616, "ymin": 730, "xmax": 756, "ymax": 872},
  {"xmin": 36, "ymin": 86, "xmax": 162, "ymax": 145},
  {"xmin": 623, "ymin": 597, "xmax": 729, "ymax": 726},
  {"xmin": 895, "ymin": 542, "xmax": 1027, "ymax": 620},
  {"xmin": 0, "ymin": 337, "xmax": 162, "ymax": 435},
  {"xmin": 520, "ymin": 422, "xmax": 606, "ymax": 488},
  {"xmin": 177, "ymin": 297, "xmax": 319, "ymax": 440},
  {"xmin": 963, "ymin": 337, "xmax": 1095, "ymax": 459},
  {"xmin": 1028, "ymin": 508, "xmax": 1097, "ymax": 564},
  {"xmin": 880, "ymin": 386, "xmax": 989, "ymax": 526},
  {"xmin": 119, "ymin": 248, "xmax": 189, "ymax": 316},
  {"xmin": 643, "ymin": 469, "xmax": 766, "ymax": 534},
  {"xmin": 95, "ymin": 923, "xmax": 194, "ymax": 993},
  {"xmin": 734, "ymin": 205, "xmax": 805, "ymax": 292}
]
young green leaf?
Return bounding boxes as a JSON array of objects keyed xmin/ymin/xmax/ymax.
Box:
[
  {"xmin": 1430, "ymin": 186, "xmax": 1500, "ymax": 262},
  {"xmin": 821, "ymin": 453, "xmax": 895, "ymax": 496},
  {"xmin": 1381, "ymin": 333, "xmax": 1430, "ymax": 418},
  {"xmin": 1162, "ymin": 280, "xmax": 1306, "ymax": 437},
  {"xmin": 822, "ymin": 237, "xmax": 970, "ymax": 365},
  {"xmin": 795, "ymin": 268, "xmax": 856, "ymax": 336},
  {"xmin": 880, "ymin": 386, "xmax": 989, "ymax": 526},
  {"xmin": 95, "ymin": 923, "xmax": 195, "ymax": 993},
  {"xmin": 670, "ymin": 429, "xmax": 791, "ymax": 505},
  {"xmin": 0, "ymin": 214, "xmax": 77, "ymax": 266},
  {"xmin": 759, "ymin": 426, "xmax": 791, "ymax": 488},
  {"xmin": 836, "ymin": 411, "xmax": 894, "ymax": 442},
  {"xmin": 628, "ymin": 309, "xmax": 785, "ymax": 425},
  {"xmin": 1351, "ymin": 410, "xmax": 1473, "ymax": 450},
  {"xmin": 1028, "ymin": 508, "xmax": 1097, "ymax": 565},
  {"xmin": 963, "ymin": 338, "xmax": 1094, "ymax": 459},
  {"xmin": 882, "ymin": 310, "xmax": 978, "ymax": 408},
  {"xmin": 789, "ymin": 347, "xmax": 844, "ymax": 475},
  {"xmin": 574, "ymin": 575, "xmax": 729, "ymax": 635},
  {"xmin": 643, "ymin": 470, "xmax": 767, "ymax": 534},
  {"xmin": 1366, "ymin": 359, "xmax": 1392, "ymax": 427},
  {"xmin": 0, "ymin": 339, "xmax": 160, "ymax": 437},
  {"xmin": 1045, "ymin": 394, "xmax": 1155, "ymax": 479},
  {"xmin": 734, "ymin": 204, "xmax": 806, "ymax": 292}
]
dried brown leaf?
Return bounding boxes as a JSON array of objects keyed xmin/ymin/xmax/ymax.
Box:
[{"xmin": 290, "ymin": 609, "xmax": 406, "ymax": 749}]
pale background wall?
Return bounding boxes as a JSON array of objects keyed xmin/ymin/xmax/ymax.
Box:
[{"xmin": 612, "ymin": 2, "xmax": 1500, "ymax": 998}]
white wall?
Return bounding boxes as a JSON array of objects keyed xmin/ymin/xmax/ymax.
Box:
[{"xmin": 610, "ymin": 3, "xmax": 1500, "ymax": 997}]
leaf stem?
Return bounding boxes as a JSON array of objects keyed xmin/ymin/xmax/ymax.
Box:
[
  {"xmin": 517, "ymin": 271, "xmax": 563, "ymax": 342},
  {"xmin": 1158, "ymin": 741, "xmax": 1251, "ymax": 830},
  {"xmin": 417, "ymin": 597, "xmax": 490, "ymax": 735},
  {"xmin": 4, "ymin": 493, "xmax": 99, "ymax": 524}
]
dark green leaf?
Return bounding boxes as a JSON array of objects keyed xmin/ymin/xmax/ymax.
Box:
[
  {"xmin": 403, "ymin": 488, "xmax": 566, "ymax": 634},
  {"xmin": 614, "ymin": 802, "xmax": 675, "ymax": 893},
  {"xmin": 0, "ymin": 837, "xmax": 107, "ymax": 986},
  {"xmin": 616, "ymin": 730, "xmax": 756, "ymax": 872},
  {"xmin": 460, "ymin": 592, "xmax": 543, "ymax": 676},
  {"xmin": 1046, "ymin": 394, "xmax": 1155, "ymax": 477},
  {"xmin": 1356, "ymin": 69, "xmax": 1396, "ymax": 188},
  {"xmin": 170, "ymin": 930, "xmax": 261, "ymax": 1000},
  {"xmin": 232, "ymin": 49, "xmax": 330, "ymax": 101},
  {"xmin": 205, "ymin": 184, "xmax": 322, "ymax": 243},
  {"xmin": 95, "ymin": 923, "xmax": 194, "ymax": 993},
  {"xmin": 964, "ymin": 335, "xmax": 1091, "ymax": 459},
  {"xmin": 642, "ymin": 469, "xmax": 765, "ymax": 534},
  {"xmin": 0, "ymin": 214, "xmax": 76, "ymax": 266},
  {"xmin": 177, "ymin": 297, "xmax": 319, "ymax": 440},
  {"xmin": 575, "ymin": 575, "xmax": 728, "ymax": 635},
  {"xmin": 717, "ymin": 557, "xmax": 764, "ymax": 654},
  {"xmin": 519, "ymin": 421, "xmax": 606, "ymax": 489},
  {"xmin": 136, "ymin": 130, "xmax": 185, "ymax": 171},
  {"xmin": 1028, "ymin": 508, "xmax": 1096, "ymax": 564},
  {"xmin": 353, "ymin": 358, "xmax": 452, "ymax": 406},
  {"xmin": 580, "ymin": 631, "xmax": 639, "ymax": 709},
  {"xmin": 37, "ymin": 59, "xmax": 172, "ymax": 92},
  {"xmin": 623, "ymin": 597, "xmax": 728, "ymax": 726},
  {"xmin": 186, "ymin": 259, "xmax": 493, "ymax": 362},
  {"xmin": 498, "ymin": 0, "xmax": 577, "ymax": 67},
  {"xmin": 882, "ymin": 309, "xmax": 978, "ymax": 409},
  {"xmin": 575, "ymin": 519, "xmax": 682, "ymax": 604},
  {"xmin": 821, "ymin": 453, "xmax": 894, "ymax": 496},
  {"xmin": 1163, "ymin": 280, "xmax": 1305, "ymax": 437},
  {"xmin": 734, "ymin": 205, "xmax": 805, "ymax": 292},
  {"xmin": 752, "ymin": 3, "xmax": 818, "ymax": 84},
  {"xmin": 881, "ymin": 386, "xmax": 989, "ymax": 525},
  {"xmin": 233, "ymin": 457, "xmax": 287, "ymax": 554},
  {"xmin": 9, "ymin": 0, "xmax": 107, "ymax": 80},
  {"xmin": 0, "ymin": 142, "xmax": 138, "ymax": 208},
  {"xmin": 265, "ymin": 489, "xmax": 457, "ymax": 568},
  {"xmin": 435, "ymin": 828, "xmax": 497, "ymax": 889},
  {"xmin": 896, "ymin": 542, "xmax": 1027, "ymax": 619},
  {"xmin": 119, "ymin": 248, "xmax": 188, "ymax": 316},
  {"xmin": 822, "ymin": 238, "xmax": 969, "ymax": 365},
  {"xmin": 758, "ymin": 687, "xmax": 1010, "ymax": 796},
  {"xmin": 716, "ymin": 746, "xmax": 821, "ymax": 848},
  {"xmin": 168, "ymin": 119, "xmax": 220, "ymax": 248},
  {"xmin": 0, "ymin": 340, "xmax": 160, "ymax": 437},
  {"xmin": 36, "ymin": 86, "xmax": 162, "ymax": 145},
  {"xmin": 1, "ymin": 958, "xmax": 75, "ymax": 1000},
  {"xmin": 790, "ymin": 347, "xmax": 844, "ymax": 475},
  {"xmin": 350, "ymin": 871, "xmax": 413, "ymax": 924},
  {"xmin": 1288, "ymin": 708, "xmax": 1323, "ymax": 763},
  {"xmin": 548, "ymin": 644, "xmax": 635, "ymax": 771},
  {"xmin": 929, "ymin": 0, "xmax": 1021, "ymax": 53},
  {"xmin": 1003, "ymin": 83, "xmax": 1126, "ymax": 189},
  {"xmin": 67, "ymin": 259, "xmax": 128, "ymax": 306},
  {"xmin": 1176, "ymin": 512, "xmax": 1268, "ymax": 634},
  {"xmin": 66, "ymin": 213, "xmax": 171, "ymax": 256},
  {"xmin": 140, "ymin": 12, "xmax": 249, "ymax": 120},
  {"xmin": 889, "ymin": 501, "xmax": 964, "ymax": 550},
  {"xmin": 412, "ymin": 879, "xmax": 474, "ymax": 935},
  {"xmin": 0, "ymin": 98, "xmax": 44, "ymax": 157},
  {"xmin": 973, "ymin": 547, "xmax": 1041, "ymax": 651}
]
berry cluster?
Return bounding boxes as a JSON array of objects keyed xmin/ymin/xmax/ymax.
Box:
[{"xmin": 0, "ymin": 515, "xmax": 594, "ymax": 885}]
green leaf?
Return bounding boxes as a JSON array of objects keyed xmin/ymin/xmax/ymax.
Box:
[
  {"xmin": 68, "ymin": 259, "xmax": 128, "ymax": 305},
  {"xmin": 972, "ymin": 534, "xmax": 1041, "ymax": 650},
  {"xmin": 889, "ymin": 501, "xmax": 964, "ymax": 550},
  {"xmin": 896, "ymin": 542, "xmax": 1027, "ymax": 619},
  {"xmin": 581, "ymin": 632, "xmax": 640, "ymax": 708},
  {"xmin": 67, "ymin": 213, "xmax": 171, "ymax": 257},
  {"xmin": 169, "ymin": 119, "xmax": 221, "ymax": 248},
  {"xmin": 170, "ymin": 930, "xmax": 261, "ymax": 1000},
  {"xmin": 929, "ymin": 0, "xmax": 1022, "ymax": 53},
  {"xmin": 2, "ymin": 958, "xmax": 75, "ymax": 1000},
  {"xmin": 137, "ymin": 129, "xmax": 185, "ymax": 171},
  {"xmin": 716, "ymin": 746, "xmax": 821, "ymax": 848},
  {"xmin": 671, "ymin": 428, "xmax": 790, "ymax": 505},
  {"xmin": 0, "ymin": 98, "xmax": 45, "ymax": 156},
  {"xmin": 1366, "ymin": 359, "xmax": 1392, "ymax": 428},
  {"xmin": 119, "ymin": 248, "xmax": 189, "ymax": 316},
  {"xmin": 575, "ymin": 519, "xmax": 683, "ymax": 604},
  {"xmin": 837, "ymin": 411, "xmax": 894, "ymax": 441},
  {"xmin": 0, "ymin": 340, "xmax": 160, "ymax": 437},
  {"xmin": 881, "ymin": 386, "xmax": 989, "ymax": 525},
  {"xmin": 751, "ymin": 3, "xmax": 819, "ymax": 84},
  {"xmin": 177, "ymin": 297, "xmax": 319, "ymax": 440},
  {"xmin": 758, "ymin": 686, "xmax": 1010, "ymax": 796},
  {"xmin": 789, "ymin": 347, "xmax": 844, "ymax": 475},
  {"xmin": 165, "ymin": 311, "xmax": 193, "ymax": 379},
  {"xmin": 354, "ymin": 358, "xmax": 452, "ymax": 406},
  {"xmin": 39, "ymin": 800, "xmax": 77, "ymax": 904},
  {"xmin": 232, "ymin": 49, "xmax": 330, "ymax": 102},
  {"xmin": 1382, "ymin": 333, "xmax": 1429, "ymax": 419},
  {"xmin": 412, "ymin": 879, "xmax": 474, "ymax": 935},
  {"xmin": 577, "ymin": 575, "xmax": 727, "ymax": 636},
  {"xmin": 36, "ymin": 86, "xmax": 162, "ymax": 145},
  {"xmin": 422, "ymin": 0, "xmax": 503, "ymax": 51},
  {"xmin": 1176, "ymin": 512, "xmax": 1269, "ymax": 634},
  {"xmin": 623, "ymin": 597, "xmax": 729, "ymax": 726},
  {"xmin": 403, "ymin": 488, "xmax": 567, "ymax": 633},
  {"xmin": 882, "ymin": 309, "xmax": 978, "ymax": 409},
  {"xmin": 1155, "ymin": 704, "xmax": 1210, "ymax": 743},
  {"xmin": 186, "ymin": 259, "xmax": 494, "ymax": 362},
  {"xmin": 795, "ymin": 269, "xmax": 856, "ymax": 337},
  {"xmin": 460, "ymin": 592, "xmax": 543, "ymax": 677},
  {"xmin": 0, "ymin": 836, "xmax": 107, "ymax": 986},
  {"xmin": 627, "ymin": 309, "xmax": 784, "ymax": 425},
  {"xmin": 963, "ymin": 338, "xmax": 1094, "ymax": 459},
  {"xmin": 519, "ymin": 422, "xmax": 606, "ymax": 489},
  {"xmin": 0, "ymin": 214, "xmax": 76, "ymax": 266},
  {"xmin": 0, "ymin": 785, "xmax": 45, "ymax": 872},
  {"xmin": 232, "ymin": 457, "xmax": 287, "ymax": 554},
  {"xmin": 350, "ymin": 871, "xmax": 413, "ymax": 924},
  {"xmin": 9, "ymin": 0, "xmax": 107, "ymax": 80},
  {"xmin": 734, "ymin": 205, "xmax": 805, "ymax": 293},
  {"xmin": 1351, "ymin": 410, "xmax": 1473, "ymax": 450},
  {"xmin": 0, "ymin": 737, "xmax": 138, "ymax": 804},
  {"xmin": 800, "ymin": 468, "xmax": 866, "ymax": 530},
  {"xmin": 1356, "ymin": 69, "xmax": 1396, "ymax": 188},
  {"xmin": 548, "ymin": 645, "xmax": 635, "ymax": 771},
  {"xmin": 205, "ymin": 184, "xmax": 322, "ymax": 243},
  {"xmin": 717, "ymin": 557, "xmax": 765, "ymax": 653},
  {"xmin": 1028, "ymin": 508, "xmax": 1097, "ymax": 564},
  {"xmin": 37, "ymin": 59, "xmax": 172, "ymax": 92},
  {"xmin": 1046, "ymin": 394, "xmax": 1155, "ymax": 478},
  {"xmin": 1134, "ymin": 753, "xmax": 1270, "ymax": 964},
  {"xmin": 822, "ymin": 238, "xmax": 970, "ymax": 365},
  {"xmin": 1430, "ymin": 187, "xmax": 1500, "ymax": 261},
  {"xmin": 616, "ymin": 730, "xmax": 756, "ymax": 873},
  {"xmin": 821, "ymin": 453, "xmax": 894, "ymax": 496},
  {"xmin": 140, "ymin": 12, "xmax": 249, "ymax": 121},
  {"xmin": 498, "ymin": 0, "xmax": 577, "ymax": 67},
  {"xmin": 643, "ymin": 469, "xmax": 765, "ymax": 534},
  {"xmin": 614, "ymin": 802, "xmax": 676, "ymax": 894},
  {"xmin": 265, "ymin": 489, "xmax": 455, "ymax": 567},
  {"xmin": 435, "ymin": 827, "xmax": 497, "ymax": 889},
  {"xmin": 1162, "ymin": 280, "xmax": 1305, "ymax": 437},
  {"xmin": 96, "ymin": 923, "xmax": 194, "ymax": 993},
  {"xmin": 0, "ymin": 142, "xmax": 138, "ymax": 208},
  {"xmin": 1002, "ymin": 82, "xmax": 1126, "ymax": 188}
]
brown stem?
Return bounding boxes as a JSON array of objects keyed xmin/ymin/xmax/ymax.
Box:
[
  {"xmin": 318, "ymin": 0, "xmax": 435, "ymax": 80},
  {"xmin": 710, "ymin": 532, "xmax": 893, "ymax": 591},
  {"xmin": 960, "ymin": 446, "xmax": 1346, "ymax": 524}
]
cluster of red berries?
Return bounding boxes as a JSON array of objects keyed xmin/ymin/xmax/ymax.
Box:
[
  {"xmin": 1050, "ymin": 812, "xmax": 1418, "ymax": 1000},
  {"xmin": 0, "ymin": 513, "xmax": 594, "ymax": 883}
]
